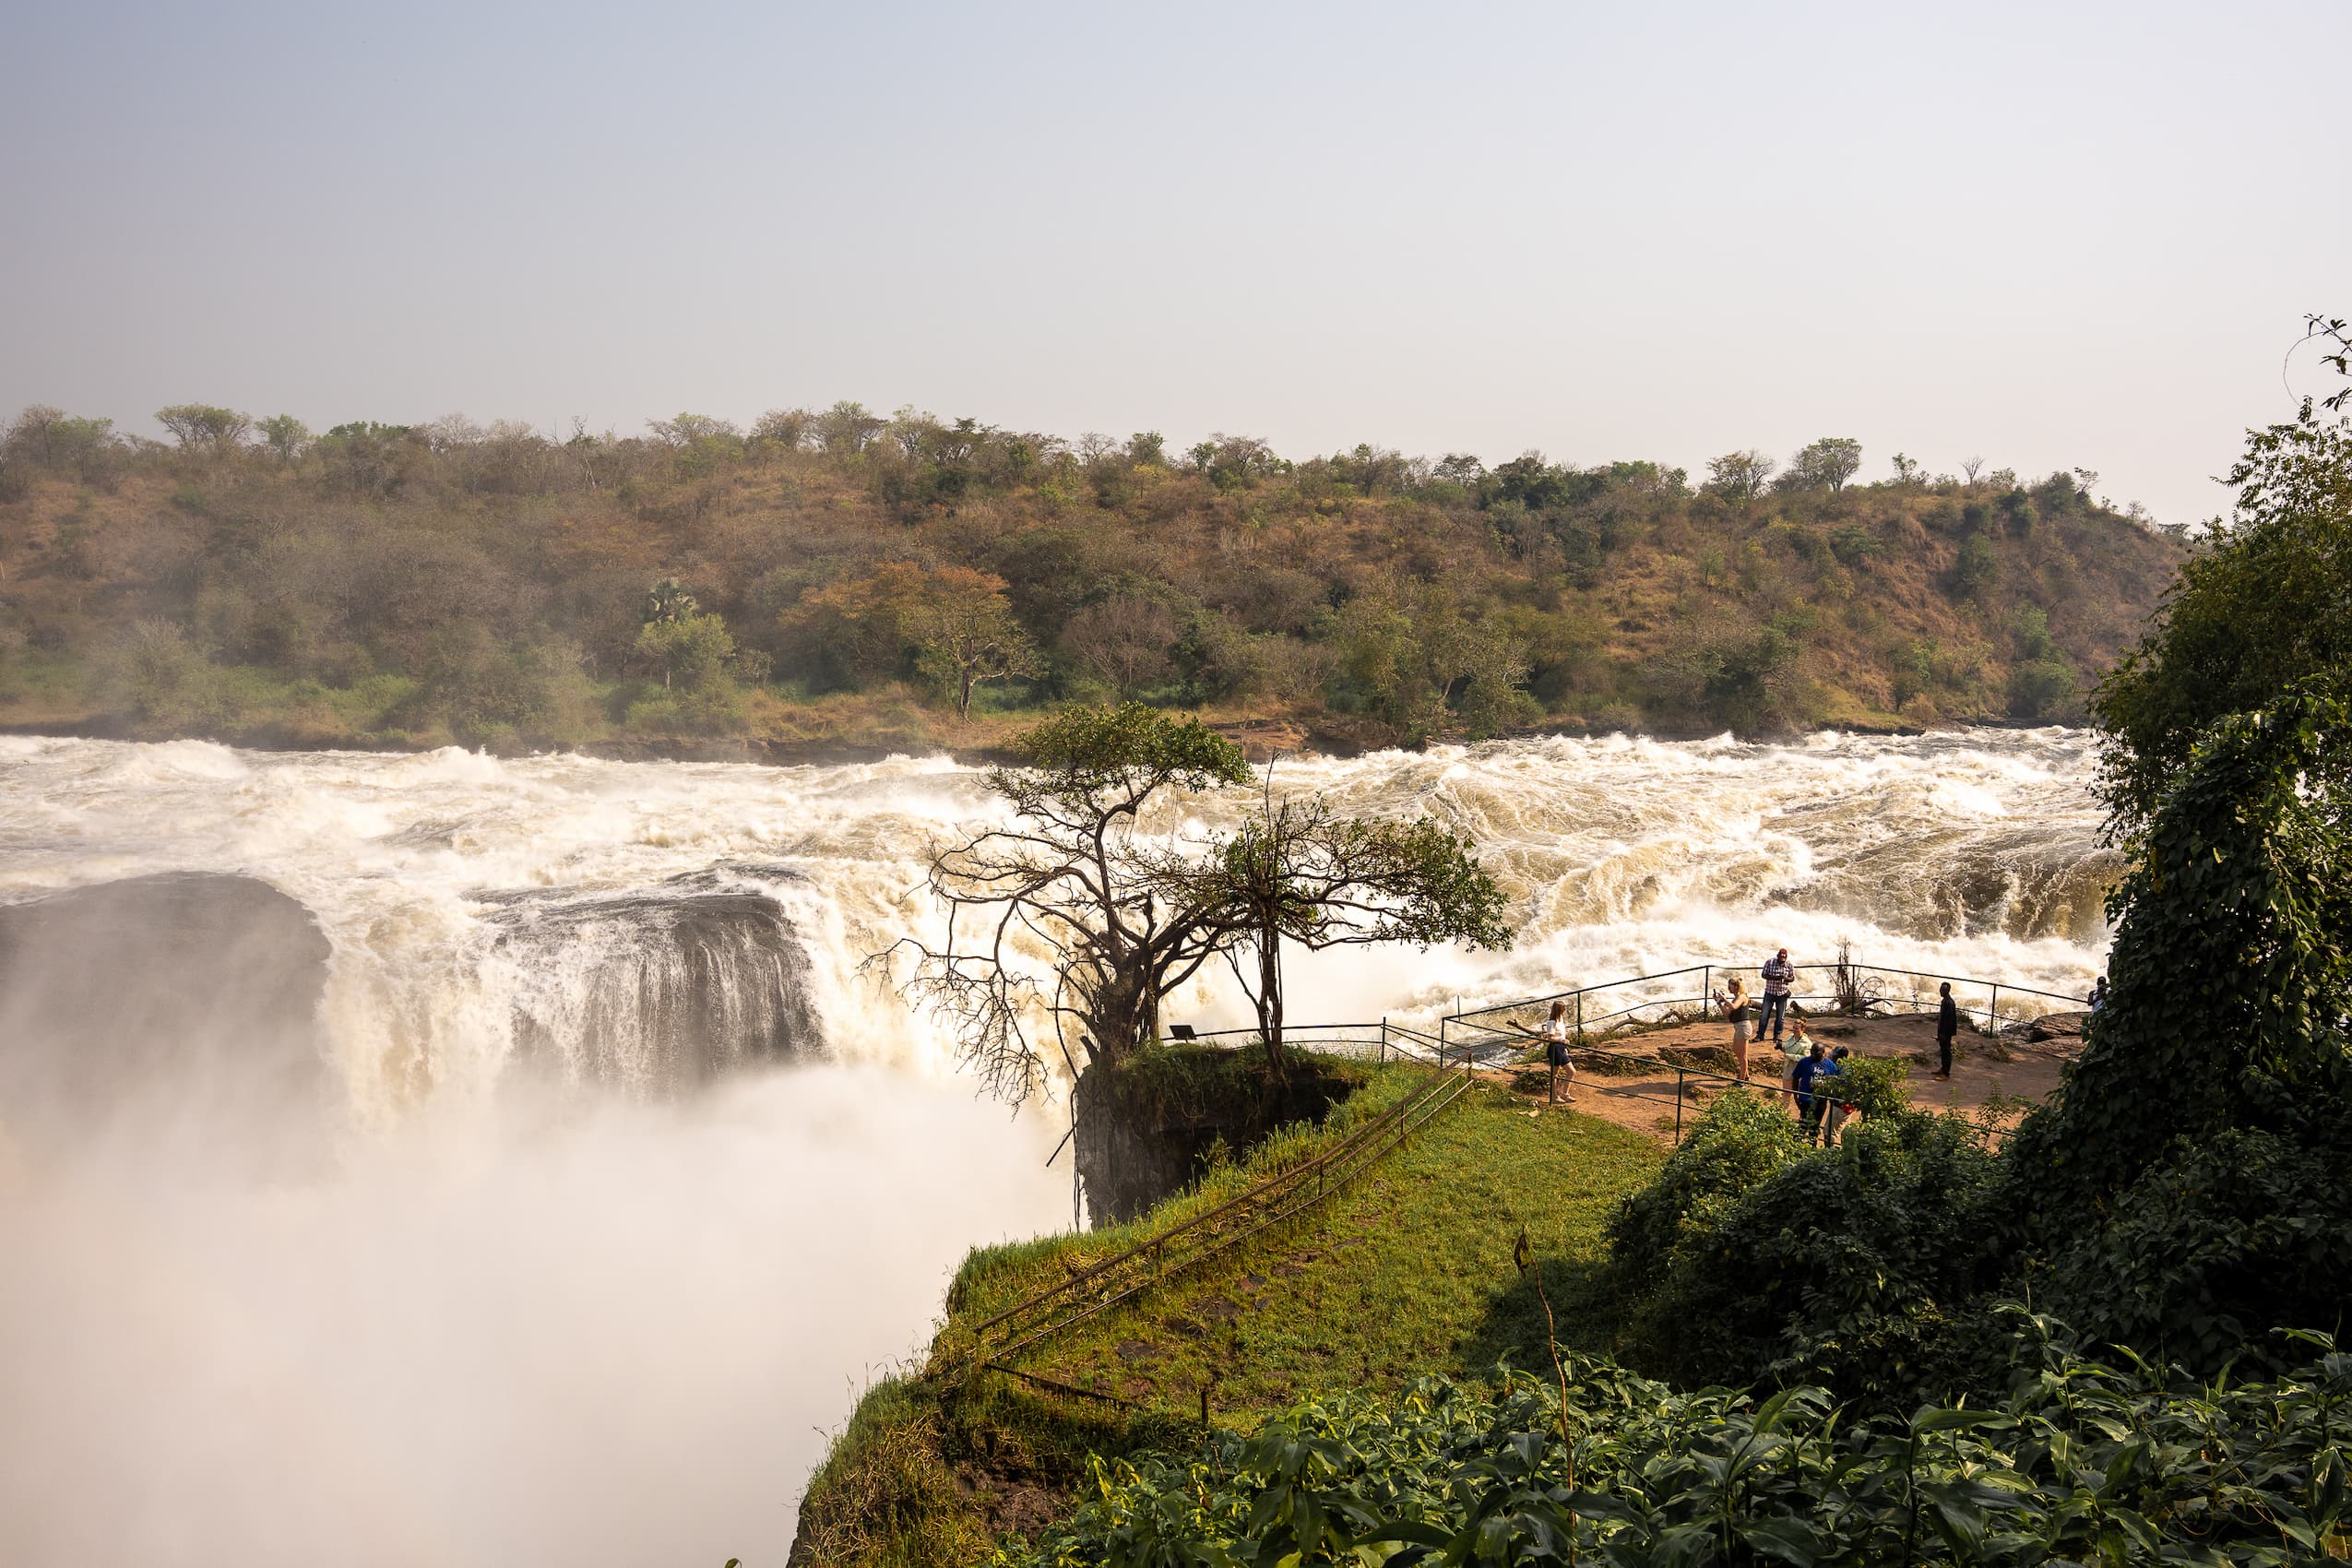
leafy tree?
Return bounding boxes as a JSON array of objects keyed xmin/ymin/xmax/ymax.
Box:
[
  {"xmin": 1431, "ymin": 452, "xmax": 1484, "ymax": 490},
  {"xmin": 751, "ymin": 407, "xmax": 813, "ymax": 456},
  {"xmin": 2008, "ymin": 658, "xmax": 2077, "ymax": 721},
  {"xmin": 1952, "ymin": 532, "xmax": 1999, "ymax": 599},
  {"xmin": 1179, "ymin": 787, "xmax": 1512, "ymax": 1070},
  {"xmin": 1333, "ymin": 584, "xmax": 1534, "ymax": 743},
  {"xmin": 784, "ymin": 562, "xmax": 930, "ymax": 683},
  {"xmin": 256, "ymin": 414, "xmax": 310, "ymax": 462},
  {"xmin": 155, "ymin": 403, "xmax": 252, "ymax": 451},
  {"xmin": 1703, "ymin": 448, "xmax": 1776, "ymax": 505},
  {"xmin": 1190, "ymin": 434, "xmax": 1284, "ymax": 492},
  {"xmin": 815, "ymin": 399, "xmax": 885, "ymax": 454},
  {"xmin": 1827, "ymin": 522, "xmax": 1883, "ymax": 564},
  {"xmin": 635, "ymin": 585, "xmax": 732, "ymax": 691},
  {"xmin": 643, "ymin": 576, "xmax": 699, "ymax": 625},
  {"xmin": 2092, "ymin": 399, "xmax": 2352, "ymax": 836},
  {"xmin": 633, "ymin": 614, "xmax": 733, "ymax": 692},
  {"xmin": 909, "ymin": 567, "xmax": 1041, "ymax": 719},
  {"xmin": 2011, "ymin": 681, "xmax": 2350, "ymax": 1367},
  {"xmin": 876, "ymin": 704, "xmax": 1253, "ymax": 1100},
  {"xmin": 648, "ymin": 413, "xmax": 740, "ymax": 446},
  {"xmin": 1784, "ymin": 436, "xmax": 1863, "ymax": 491},
  {"xmin": 784, "ymin": 561, "xmax": 1039, "ymax": 711}
]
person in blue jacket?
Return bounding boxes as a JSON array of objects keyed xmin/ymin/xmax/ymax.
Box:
[{"xmin": 1791, "ymin": 1039, "xmax": 1828, "ymax": 1140}]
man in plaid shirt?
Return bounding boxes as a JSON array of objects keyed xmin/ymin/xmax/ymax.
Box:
[{"xmin": 1757, "ymin": 948, "xmax": 1796, "ymax": 1045}]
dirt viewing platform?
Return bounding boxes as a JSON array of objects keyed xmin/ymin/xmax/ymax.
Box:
[{"xmin": 1466, "ymin": 1005, "xmax": 2091, "ymax": 1142}]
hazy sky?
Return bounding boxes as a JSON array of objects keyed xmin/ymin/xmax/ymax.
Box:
[{"xmin": 4, "ymin": 1, "xmax": 2345, "ymax": 524}]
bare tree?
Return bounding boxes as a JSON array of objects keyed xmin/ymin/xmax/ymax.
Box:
[
  {"xmin": 1961, "ymin": 455, "xmax": 1987, "ymax": 486},
  {"xmin": 1063, "ymin": 596, "xmax": 1178, "ymax": 695},
  {"xmin": 909, "ymin": 568, "xmax": 1042, "ymax": 719}
]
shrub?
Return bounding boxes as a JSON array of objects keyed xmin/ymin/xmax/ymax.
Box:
[
  {"xmin": 1954, "ymin": 534, "xmax": 2000, "ymax": 599},
  {"xmin": 1602, "ymin": 1089, "xmax": 1803, "ymax": 1299},
  {"xmin": 1006, "ymin": 1331, "xmax": 2352, "ymax": 1568},
  {"xmin": 1612, "ymin": 1094, "xmax": 2006, "ymax": 1398}
]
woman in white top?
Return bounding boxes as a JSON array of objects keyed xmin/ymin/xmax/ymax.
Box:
[
  {"xmin": 1780, "ymin": 1019, "xmax": 1813, "ymax": 1113},
  {"xmin": 1713, "ymin": 978, "xmax": 1752, "ymax": 1081},
  {"xmin": 1511, "ymin": 999, "xmax": 1578, "ymax": 1105}
]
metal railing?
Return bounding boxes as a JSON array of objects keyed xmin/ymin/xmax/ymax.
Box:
[
  {"xmin": 1168, "ymin": 1018, "xmax": 1483, "ymax": 1069},
  {"xmin": 1443, "ymin": 959, "xmax": 2090, "ymax": 1051}
]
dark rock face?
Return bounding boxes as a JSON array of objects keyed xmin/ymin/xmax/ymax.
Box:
[
  {"xmin": 483, "ymin": 868, "xmax": 821, "ymax": 1090},
  {"xmin": 0, "ymin": 873, "xmax": 333, "ymax": 1160},
  {"xmin": 1072, "ymin": 1054, "xmax": 1361, "ymax": 1228},
  {"xmin": 2025, "ymin": 1009, "xmax": 2093, "ymax": 1042}
]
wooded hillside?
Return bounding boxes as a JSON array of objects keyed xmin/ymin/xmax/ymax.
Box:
[{"xmin": 0, "ymin": 403, "xmax": 2183, "ymax": 753}]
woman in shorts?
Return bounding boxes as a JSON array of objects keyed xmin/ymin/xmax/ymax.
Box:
[
  {"xmin": 1713, "ymin": 977, "xmax": 1752, "ymax": 1081},
  {"xmin": 1513, "ymin": 999, "xmax": 1578, "ymax": 1105}
]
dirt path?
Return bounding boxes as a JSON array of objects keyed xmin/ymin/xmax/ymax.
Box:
[{"xmin": 1485, "ymin": 1010, "xmax": 2085, "ymax": 1143}]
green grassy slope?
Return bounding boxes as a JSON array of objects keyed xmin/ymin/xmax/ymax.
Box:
[{"xmin": 792, "ymin": 1064, "xmax": 1661, "ymax": 1566}]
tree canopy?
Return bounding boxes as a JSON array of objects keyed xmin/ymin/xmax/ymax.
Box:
[
  {"xmin": 878, "ymin": 705, "xmax": 1253, "ymax": 1100},
  {"xmin": 0, "ymin": 396, "xmax": 2180, "ymax": 749},
  {"xmin": 880, "ymin": 705, "xmax": 1514, "ymax": 1102},
  {"xmin": 2092, "ymin": 399, "xmax": 2352, "ymax": 836},
  {"xmin": 1176, "ymin": 788, "xmax": 1513, "ymax": 1069}
]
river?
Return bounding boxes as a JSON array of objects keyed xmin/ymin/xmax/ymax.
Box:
[{"xmin": 0, "ymin": 728, "xmax": 2114, "ymax": 1565}]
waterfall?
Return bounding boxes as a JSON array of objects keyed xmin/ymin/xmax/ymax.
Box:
[{"xmin": 0, "ymin": 728, "xmax": 2120, "ymax": 1566}]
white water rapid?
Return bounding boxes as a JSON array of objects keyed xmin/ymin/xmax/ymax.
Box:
[{"xmin": 0, "ymin": 728, "xmax": 2114, "ymax": 1565}]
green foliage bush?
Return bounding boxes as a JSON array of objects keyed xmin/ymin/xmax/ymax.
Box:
[
  {"xmin": 2005, "ymin": 681, "xmax": 2350, "ymax": 1371},
  {"xmin": 1603, "ymin": 1089, "xmax": 1802, "ymax": 1300},
  {"xmin": 1005, "ymin": 1327, "xmax": 2352, "ymax": 1566},
  {"xmin": 2093, "ymin": 399, "xmax": 2352, "ymax": 835},
  {"xmin": 1608, "ymin": 1092, "xmax": 2007, "ymax": 1400}
]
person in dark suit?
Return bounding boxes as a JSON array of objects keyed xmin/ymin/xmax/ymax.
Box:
[{"xmin": 1934, "ymin": 981, "xmax": 1958, "ymax": 1080}]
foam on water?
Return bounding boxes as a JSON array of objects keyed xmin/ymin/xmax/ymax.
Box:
[{"xmin": 0, "ymin": 729, "xmax": 2115, "ymax": 1107}]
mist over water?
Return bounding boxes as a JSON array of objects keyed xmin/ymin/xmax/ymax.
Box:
[{"xmin": 0, "ymin": 729, "xmax": 2112, "ymax": 1563}]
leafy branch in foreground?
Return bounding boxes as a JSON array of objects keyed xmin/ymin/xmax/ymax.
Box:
[
  {"xmin": 1005, "ymin": 1317, "xmax": 2352, "ymax": 1567},
  {"xmin": 2306, "ymin": 313, "xmax": 2351, "ymax": 412}
]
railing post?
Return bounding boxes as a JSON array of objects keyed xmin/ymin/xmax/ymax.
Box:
[
  {"xmin": 1703, "ymin": 964, "xmax": 1712, "ymax": 1020},
  {"xmin": 1574, "ymin": 991, "xmax": 1584, "ymax": 1044},
  {"xmin": 1379, "ymin": 1017, "xmax": 1387, "ymax": 1064},
  {"xmin": 1675, "ymin": 1066, "xmax": 1685, "ymax": 1144},
  {"xmin": 1990, "ymin": 983, "xmax": 2001, "ymax": 1038}
]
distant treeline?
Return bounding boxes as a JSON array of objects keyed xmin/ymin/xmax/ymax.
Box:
[{"xmin": 0, "ymin": 400, "xmax": 2183, "ymax": 751}]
